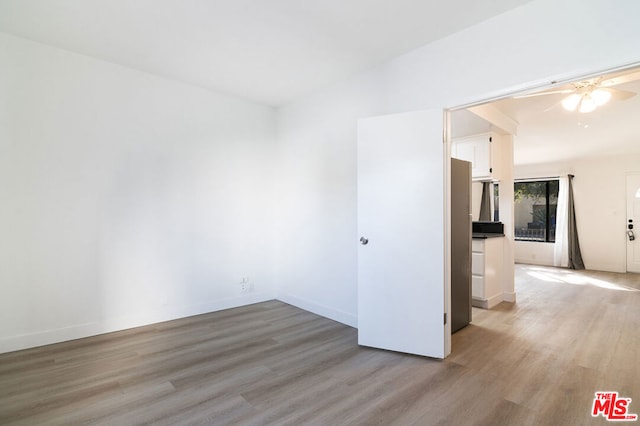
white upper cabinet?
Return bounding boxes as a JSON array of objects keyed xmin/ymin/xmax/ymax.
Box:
[{"xmin": 452, "ymin": 132, "xmax": 502, "ymax": 181}]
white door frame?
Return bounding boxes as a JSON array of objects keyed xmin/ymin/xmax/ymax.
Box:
[
  {"xmin": 626, "ymin": 174, "xmax": 640, "ymax": 273},
  {"xmin": 443, "ymin": 111, "xmax": 452, "ymax": 356},
  {"xmin": 444, "ymin": 61, "xmax": 640, "ymax": 287}
]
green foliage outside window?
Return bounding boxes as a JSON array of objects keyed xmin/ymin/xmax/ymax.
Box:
[{"xmin": 514, "ymin": 180, "xmax": 559, "ymax": 242}]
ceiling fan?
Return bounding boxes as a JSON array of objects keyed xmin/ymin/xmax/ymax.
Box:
[{"xmin": 516, "ymin": 70, "xmax": 640, "ymax": 113}]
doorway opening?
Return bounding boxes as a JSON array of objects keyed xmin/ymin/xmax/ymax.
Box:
[{"xmin": 447, "ymin": 62, "xmax": 640, "ymax": 333}]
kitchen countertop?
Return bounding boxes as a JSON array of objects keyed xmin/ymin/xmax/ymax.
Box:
[{"xmin": 472, "ymin": 233, "xmax": 505, "ymax": 239}]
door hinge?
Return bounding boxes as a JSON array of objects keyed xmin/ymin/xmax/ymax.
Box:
[
  {"xmin": 444, "ymin": 313, "xmax": 447, "ymax": 325},
  {"xmin": 489, "ymin": 136, "xmax": 492, "ymax": 142},
  {"xmin": 490, "ymin": 167, "xmax": 493, "ymax": 173}
]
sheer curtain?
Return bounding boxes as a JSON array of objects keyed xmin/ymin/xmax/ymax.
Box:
[{"xmin": 554, "ymin": 175, "xmax": 585, "ymax": 269}]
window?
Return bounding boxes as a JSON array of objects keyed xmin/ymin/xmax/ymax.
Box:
[{"xmin": 514, "ymin": 180, "xmax": 559, "ymax": 242}]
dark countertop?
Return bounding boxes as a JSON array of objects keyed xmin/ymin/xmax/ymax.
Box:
[{"xmin": 472, "ymin": 233, "xmax": 505, "ymax": 239}]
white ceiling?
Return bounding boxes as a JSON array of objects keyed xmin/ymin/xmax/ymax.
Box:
[
  {"xmin": 452, "ymin": 68, "xmax": 640, "ymax": 166},
  {"xmin": 0, "ymin": 0, "xmax": 534, "ymax": 106},
  {"xmin": 2, "ymin": 1, "xmax": 637, "ymax": 166}
]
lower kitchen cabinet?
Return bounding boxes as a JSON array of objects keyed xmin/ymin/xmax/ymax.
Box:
[{"xmin": 471, "ymin": 236, "xmax": 504, "ymax": 309}]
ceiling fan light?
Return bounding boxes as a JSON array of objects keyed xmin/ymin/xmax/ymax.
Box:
[
  {"xmin": 579, "ymin": 95, "xmax": 597, "ymax": 113},
  {"xmin": 592, "ymin": 88, "xmax": 612, "ymax": 106},
  {"xmin": 562, "ymin": 94, "xmax": 581, "ymax": 111}
]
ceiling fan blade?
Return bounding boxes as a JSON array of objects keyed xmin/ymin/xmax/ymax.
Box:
[
  {"xmin": 600, "ymin": 70, "xmax": 640, "ymax": 87},
  {"xmin": 514, "ymin": 89, "xmax": 573, "ymax": 99}
]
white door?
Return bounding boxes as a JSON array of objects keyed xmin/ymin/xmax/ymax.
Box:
[
  {"xmin": 357, "ymin": 109, "xmax": 447, "ymax": 358},
  {"xmin": 627, "ymin": 174, "xmax": 640, "ymax": 273}
]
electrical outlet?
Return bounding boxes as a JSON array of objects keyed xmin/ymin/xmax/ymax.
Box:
[{"xmin": 240, "ymin": 276, "xmax": 250, "ymax": 293}]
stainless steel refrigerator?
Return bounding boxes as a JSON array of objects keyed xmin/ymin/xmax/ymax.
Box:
[{"xmin": 451, "ymin": 158, "xmax": 472, "ymax": 333}]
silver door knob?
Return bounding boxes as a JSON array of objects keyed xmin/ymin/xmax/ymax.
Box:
[{"xmin": 360, "ymin": 237, "xmax": 369, "ymax": 245}]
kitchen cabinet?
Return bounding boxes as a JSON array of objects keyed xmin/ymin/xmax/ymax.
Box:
[
  {"xmin": 452, "ymin": 132, "xmax": 502, "ymax": 181},
  {"xmin": 471, "ymin": 236, "xmax": 504, "ymax": 309}
]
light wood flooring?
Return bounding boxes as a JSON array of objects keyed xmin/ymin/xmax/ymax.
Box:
[{"xmin": 1, "ymin": 264, "xmax": 639, "ymax": 425}]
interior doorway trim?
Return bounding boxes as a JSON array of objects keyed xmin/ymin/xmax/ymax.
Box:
[
  {"xmin": 447, "ymin": 61, "xmax": 640, "ymax": 113},
  {"xmin": 442, "ymin": 59, "xmax": 640, "ymax": 350}
]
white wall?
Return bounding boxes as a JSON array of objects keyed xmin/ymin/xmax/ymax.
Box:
[
  {"xmin": 0, "ymin": 33, "xmax": 277, "ymax": 353},
  {"xmin": 275, "ymin": 70, "xmax": 387, "ymax": 326},
  {"xmin": 514, "ymin": 241, "xmax": 556, "ymax": 266},
  {"xmin": 275, "ymin": 0, "xmax": 640, "ymax": 325},
  {"xmin": 515, "ymin": 153, "xmax": 640, "ymax": 272},
  {"xmin": 4, "ymin": 0, "xmax": 640, "ymax": 353}
]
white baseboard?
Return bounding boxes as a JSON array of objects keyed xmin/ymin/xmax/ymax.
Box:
[
  {"xmin": 277, "ymin": 292, "xmax": 357, "ymax": 328},
  {"xmin": 514, "ymin": 258, "xmax": 552, "ymax": 266},
  {"xmin": 516, "ymin": 260, "xmax": 626, "ymax": 274},
  {"xmin": 584, "ymin": 263, "xmax": 626, "ymax": 273},
  {"xmin": 502, "ymin": 291, "xmax": 516, "ymax": 303},
  {"xmin": 486, "ymin": 293, "xmax": 504, "ymax": 308},
  {"xmin": 473, "ymin": 291, "xmax": 515, "ymax": 309},
  {"xmin": 0, "ymin": 291, "xmax": 276, "ymax": 354}
]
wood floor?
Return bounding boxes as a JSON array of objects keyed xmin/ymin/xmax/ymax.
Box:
[{"xmin": 1, "ymin": 264, "xmax": 639, "ymax": 425}]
